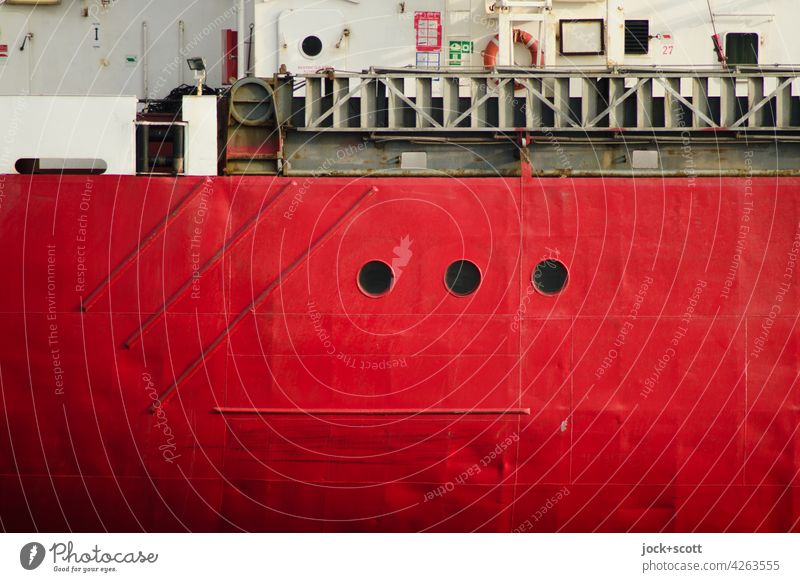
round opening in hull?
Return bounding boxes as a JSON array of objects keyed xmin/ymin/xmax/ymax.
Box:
[
  {"xmin": 445, "ymin": 260, "xmax": 481, "ymax": 296},
  {"xmin": 532, "ymin": 259, "xmax": 569, "ymax": 295},
  {"xmin": 358, "ymin": 260, "xmax": 394, "ymax": 297}
]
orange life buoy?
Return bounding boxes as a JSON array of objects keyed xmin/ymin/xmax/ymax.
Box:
[{"xmin": 482, "ymin": 29, "xmax": 543, "ymax": 89}]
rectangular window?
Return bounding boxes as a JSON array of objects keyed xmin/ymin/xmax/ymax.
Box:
[
  {"xmin": 625, "ymin": 20, "xmax": 650, "ymax": 55},
  {"xmin": 726, "ymin": 33, "xmax": 759, "ymax": 65},
  {"xmin": 559, "ymin": 19, "xmax": 605, "ymax": 56}
]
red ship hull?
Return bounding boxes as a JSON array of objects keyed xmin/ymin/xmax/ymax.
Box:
[{"xmin": 1, "ymin": 173, "xmax": 798, "ymax": 532}]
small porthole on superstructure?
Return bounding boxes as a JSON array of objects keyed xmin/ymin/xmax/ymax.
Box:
[
  {"xmin": 445, "ymin": 260, "xmax": 481, "ymax": 296},
  {"xmin": 301, "ymin": 35, "xmax": 324, "ymax": 58},
  {"xmin": 358, "ymin": 260, "xmax": 394, "ymax": 297},
  {"xmin": 532, "ymin": 259, "xmax": 569, "ymax": 295}
]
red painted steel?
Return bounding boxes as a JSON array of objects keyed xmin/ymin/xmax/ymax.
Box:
[
  {"xmin": 82, "ymin": 178, "xmax": 209, "ymax": 311},
  {"xmin": 222, "ymin": 29, "xmax": 239, "ymax": 86},
  {"xmin": 124, "ymin": 180, "xmax": 297, "ymax": 349},
  {"xmin": 0, "ymin": 173, "xmax": 799, "ymax": 532}
]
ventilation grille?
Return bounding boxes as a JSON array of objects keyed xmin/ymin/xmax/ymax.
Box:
[{"xmin": 625, "ymin": 20, "xmax": 650, "ymax": 55}]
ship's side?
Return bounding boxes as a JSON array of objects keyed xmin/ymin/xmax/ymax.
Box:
[
  {"xmin": 1, "ymin": 0, "xmax": 800, "ymax": 532},
  {"xmin": 1, "ymin": 171, "xmax": 799, "ymax": 532}
]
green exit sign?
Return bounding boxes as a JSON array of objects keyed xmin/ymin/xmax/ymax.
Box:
[
  {"xmin": 448, "ymin": 41, "xmax": 473, "ymax": 66},
  {"xmin": 448, "ymin": 41, "xmax": 473, "ymax": 53}
]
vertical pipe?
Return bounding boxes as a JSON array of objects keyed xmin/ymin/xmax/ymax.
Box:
[
  {"xmin": 142, "ymin": 21, "xmax": 149, "ymax": 98},
  {"xmin": 237, "ymin": 0, "xmax": 246, "ymax": 79},
  {"xmin": 172, "ymin": 125, "xmax": 185, "ymax": 174},
  {"xmin": 136, "ymin": 124, "xmax": 150, "ymax": 174},
  {"xmin": 179, "ymin": 20, "xmax": 186, "ymax": 85},
  {"xmin": 26, "ymin": 33, "xmax": 33, "ymax": 94}
]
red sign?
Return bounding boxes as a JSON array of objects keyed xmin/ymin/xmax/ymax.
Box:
[
  {"xmin": 414, "ymin": 11, "xmax": 441, "ymax": 52},
  {"xmin": 0, "ymin": 44, "xmax": 8, "ymax": 58},
  {"xmin": 222, "ymin": 30, "xmax": 238, "ymax": 85}
]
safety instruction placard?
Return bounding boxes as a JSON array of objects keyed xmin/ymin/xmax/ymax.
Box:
[
  {"xmin": 415, "ymin": 11, "xmax": 442, "ymax": 51},
  {"xmin": 416, "ymin": 52, "xmax": 441, "ymax": 69},
  {"xmin": 448, "ymin": 40, "xmax": 473, "ymax": 66}
]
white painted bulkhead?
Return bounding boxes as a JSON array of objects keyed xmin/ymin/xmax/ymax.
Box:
[
  {"xmin": 0, "ymin": 0, "xmax": 253, "ymax": 98},
  {"xmin": 0, "ymin": 95, "xmax": 136, "ymax": 174},
  {"xmin": 254, "ymin": 0, "xmax": 800, "ymax": 76},
  {"xmin": 0, "ymin": 1, "xmax": 798, "ymax": 99}
]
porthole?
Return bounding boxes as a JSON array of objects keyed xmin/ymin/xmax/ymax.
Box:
[
  {"xmin": 445, "ymin": 260, "xmax": 481, "ymax": 296},
  {"xmin": 358, "ymin": 260, "xmax": 394, "ymax": 297},
  {"xmin": 301, "ymin": 35, "xmax": 323, "ymax": 58},
  {"xmin": 532, "ymin": 259, "xmax": 569, "ymax": 295}
]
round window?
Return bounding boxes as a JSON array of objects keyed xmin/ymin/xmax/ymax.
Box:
[
  {"xmin": 532, "ymin": 259, "xmax": 569, "ymax": 295},
  {"xmin": 445, "ymin": 260, "xmax": 481, "ymax": 296},
  {"xmin": 301, "ymin": 35, "xmax": 323, "ymax": 58},
  {"xmin": 358, "ymin": 261, "xmax": 394, "ymax": 297}
]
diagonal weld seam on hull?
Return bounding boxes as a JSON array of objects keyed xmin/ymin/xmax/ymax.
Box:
[
  {"xmin": 149, "ymin": 185, "xmax": 380, "ymax": 413},
  {"xmin": 124, "ymin": 180, "xmax": 298, "ymax": 349},
  {"xmin": 212, "ymin": 407, "xmax": 532, "ymax": 416},
  {"xmin": 81, "ymin": 177, "xmax": 211, "ymax": 312}
]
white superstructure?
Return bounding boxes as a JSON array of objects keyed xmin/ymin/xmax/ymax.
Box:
[
  {"xmin": 0, "ymin": 0, "xmax": 251, "ymax": 97},
  {"xmin": 0, "ymin": 1, "xmax": 798, "ymax": 99}
]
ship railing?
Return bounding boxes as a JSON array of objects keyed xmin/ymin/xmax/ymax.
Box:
[{"xmin": 273, "ymin": 67, "xmax": 800, "ymax": 133}]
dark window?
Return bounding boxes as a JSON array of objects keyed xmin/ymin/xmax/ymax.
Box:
[
  {"xmin": 625, "ymin": 20, "xmax": 650, "ymax": 55},
  {"xmin": 358, "ymin": 261, "xmax": 394, "ymax": 297},
  {"xmin": 726, "ymin": 33, "xmax": 758, "ymax": 65},
  {"xmin": 445, "ymin": 260, "xmax": 481, "ymax": 296},
  {"xmin": 532, "ymin": 260, "xmax": 569, "ymax": 295},
  {"xmin": 301, "ymin": 35, "xmax": 323, "ymax": 58}
]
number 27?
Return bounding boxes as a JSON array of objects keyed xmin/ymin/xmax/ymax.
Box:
[{"xmin": 662, "ymin": 45, "xmax": 674, "ymax": 55}]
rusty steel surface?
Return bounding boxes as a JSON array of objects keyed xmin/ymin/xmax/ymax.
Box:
[{"xmin": 0, "ymin": 173, "xmax": 799, "ymax": 532}]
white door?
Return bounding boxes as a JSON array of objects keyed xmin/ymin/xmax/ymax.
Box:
[{"xmin": 277, "ymin": 8, "xmax": 348, "ymax": 74}]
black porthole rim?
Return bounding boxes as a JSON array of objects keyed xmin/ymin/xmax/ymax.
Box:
[
  {"xmin": 531, "ymin": 259, "xmax": 569, "ymax": 296},
  {"xmin": 444, "ymin": 259, "xmax": 483, "ymax": 297},
  {"xmin": 357, "ymin": 260, "xmax": 396, "ymax": 298}
]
